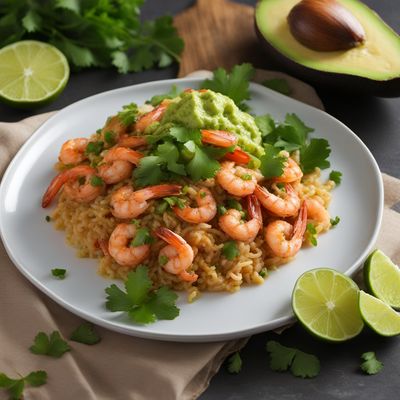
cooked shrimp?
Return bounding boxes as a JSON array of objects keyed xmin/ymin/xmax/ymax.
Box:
[
  {"xmin": 42, "ymin": 165, "xmax": 102, "ymax": 207},
  {"xmin": 118, "ymin": 135, "xmax": 148, "ymax": 148},
  {"xmin": 304, "ymin": 197, "xmax": 331, "ymax": 231},
  {"xmin": 97, "ymin": 147, "xmax": 143, "ymax": 184},
  {"xmin": 224, "ymin": 147, "xmax": 250, "ymax": 164},
  {"xmin": 173, "ymin": 187, "xmax": 217, "ymax": 223},
  {"xmin": 201, "ymin": 129, "xmax": 237, "ymax": 148},
  {"xmin": 216, "ymin": 161, "xmax": 258, "ymax": 197},
  {"xmin": 265, "ymin": 202, "xmax": 307, "ymax": 258},
  {"xmin": 101, "ymin": 115, "xmax": 128, "ymax": 136},
  {"xmin": 58, "ymin": 138, "xmax": 88, "ymax": 165},
  {"xmin": 108, "ymin": 223, "xmax": 150, "ymax": 267},
  {"xmin": 111, "ymin": 184, "xmax": 181, "ymax": 219},
  {"xmin": 155, "ymin": 227, "xmax": 197, "ymax": 282},
  {"xmin": 135, "ymin": 100, "xmax": 171, "ymax": 133},
  {"xmin": 255, "ymin": 183, "xmax": 300, "ymax": 217},
  {"xmin": 219, "ymin": 194, "xmax": 262, "ymax": 242},
  {"xmin": 274, "ymin": 157, "xmax": 303, "ymax": 183}
]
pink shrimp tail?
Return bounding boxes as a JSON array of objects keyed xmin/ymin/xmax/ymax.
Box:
[
  {"xmin": 104, "ymin": 147, "xmax": 143, "ymax": 165},
  {"xmin": 41, "ymin": 165, "xmax": 94, "ymax": 208},
  {"xmin": 135, "ymin": 101, "xmax": 170, "ymax": 133},
  {"xmin": 179, "ymin": 269, "xmax": 198, "ymax": 283},
  {"xmin": 246, "ymin": 194, "xmax": 262, "ymax": 223},
  {"xmin": 134, "ymin": 184, "xmax": 181, "ymax": 202},
  {"xmin": 201, "ymin": 129, "xmax": 238, "ymax": 148},
  {"xmin": 293, "ymin": 202, "xmax": 307, "ymax": 240},
  {"xmin": 224, "ymin": 147, "xmax": 250, "ymax": 164},
  {"xmin": 155, "ymin": 227, "xmax": 186, "ymax": 247}
]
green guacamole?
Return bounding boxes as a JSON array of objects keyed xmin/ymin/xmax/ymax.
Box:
[{"xmin": 155, "ymin": 90, "xmax": 264, "ymax": 157}]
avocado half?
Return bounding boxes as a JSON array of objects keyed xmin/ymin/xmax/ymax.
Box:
[{"xmin": 255, "ymin": 0, "xmax": 400, "ymax": 96}]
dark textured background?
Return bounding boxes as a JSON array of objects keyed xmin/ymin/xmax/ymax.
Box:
[{"xmin": 1, "ymin": 1, "xmax": 399, "ymax": 399}]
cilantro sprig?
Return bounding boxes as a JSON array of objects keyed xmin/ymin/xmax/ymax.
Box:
[
  {"xmin": 70, "ymin": 323, "xmax": 101, "ymax": 345},
  {"xmin": 30, "ymin": 331, "xmax": 70, "ymax": 358},
  {"xmin": 0, "ymin": 370, "xmax": 47, "ymax": 400},
  {"xmin": 266, "ymin": 340, "xmax": 320, "ymax": 378},
  {"xmin": 105, "ymin": 266, "xmax": 179, "ymax": 324},
  {"xmin": 360, "ymin": 352, "xmax": 383, "ymax": 375},
  {"xmin": 0, "ymin": 2, "xmax": 184, "ymax": 73},
  {"xmin": 200, "ymin": 63, "xmax": 255, "ymax": 111},
  {"xmin": 259, "ymin": 144, "xmax": 286, "ymax": 179}
]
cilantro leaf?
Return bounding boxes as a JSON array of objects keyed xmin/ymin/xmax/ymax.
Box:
[
  {"xmin": 255, "ymin": 114, "xmax": 276, "ymax": 138},
  {"xmin": 149, "ymin": 85, "xmax": 181, "ymax": 106},
  {"xmin": 200, "ymin": 63, "xmax": 255, "ymax": 110},
  {"xmin": 330, "ymin": 216, "xmax": 340, "ymax": 226},
  {"xmin": 30, "ymin": 331, "xmax": 70, "ymax": 358},
  {"xmin": 133, "ymin": 156, "xmax": 165, "ymax": 187},
  {"xmin": 266, "ymin": 341, "xmax": 297, "ymax": 372},
  {"xmin": 51, "ymin": 268, "xmax": 66, "ymax": 279},
  {"xmin": 131, "ymin": 227, "xmax": 155, "ymax": 247},
  {"xmin": 360, "ymin": 352, "xmax": 383, "ymax": 375},
  {"xmin": 300, "ymin": 139, "xmax": 331, "ymax": 174},
  {"xmin": 104, "ymin": 266, "xmax": 180, "ymax": 325},
  {"xmin": 163, "ymin": 196, "xmax": 186, "ymax": 210},
  {"xmin": 169, "ymin": 126, "xmax": 202, "ymax": 144},
  {"xmin": 0, "ymin": 370, "xmax": 47, "ymax": 400},
  {"xmin": 266, "ymin": 340, "xmax": 320, "ymax": 378},
  {"xmin": 329, "ymin": 170, "xmax": 342, "ymax": 185},
  {"xmin": 259, "ymin": 144, "xmax": 286, "ymax": 179},
  {"xmin": 70, "ymin": 323, "xmax": 101, "ymax": 345},
  {"xmin": 86, "ymin": 141, "xmax": 104, "ymax": 156},
  {"xmin": 156, "ymin": 142, "xmax": 186, "ymax": 175},
  {"xmin": 227, "ymin": 352, "xmax": 242, "ymax": 374},
  {"xmin": 222, "ymin": 241, "xmax": 239, "ymax": 261},
  {"xmin": 118, "ymin": 103, "xmax": 138, "ymax": 126},
  {"xmin": 186, "ymin": 145, "xmax": 221, "ymax": 181},
  {"xmin": 263, "ymin": 78, "xmax": 291, "ymax": 95}
]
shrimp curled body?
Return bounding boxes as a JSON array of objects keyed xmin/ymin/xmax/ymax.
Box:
[
  {"xmin": 255, "ymin": 183, "xmax": 300, "ymax": 217},
  {"xmin": 274, "ymin": 157, "xmax": 303, "ymax": 183},
  {"xmin": 111, "ymin": 184, "xmax": 181, "ymax": 219},
  {"xmin": 216, "ymin": 161, "xmax": 259, "ymax": 197},
  {"xmin": 108, "ymin": 223, "xmax": 150, "ymax": 267},
  {"xmin": 173, "ymin": 187, "xmax": 217, "ymax": 223},
  {"xmin": 219, "ymin": 194, "xmax": 262, "ymax": 242},
  {"xmin": 305, "ymin": 197, "xmax": 331, "ymax": 231},
  {"xmin": 265, "ymin": 203, "xmax": 307, "ymax": 258},
  {"xmin": 59, "ymin": 138, "xmax": 88, "ymax": 165},
  {"xmin": 155, "ymin": 227, "xmax": 197, "ymax": 282}
]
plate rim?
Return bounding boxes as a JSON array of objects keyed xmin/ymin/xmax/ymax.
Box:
[{"xmin": 0, "ymin": 77, "xmax": 384, "ymax": 342}]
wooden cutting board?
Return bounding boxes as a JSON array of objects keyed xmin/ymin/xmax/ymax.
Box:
[{"xmin": 174, "ymin": 0, "xmax": 266, "ymax": 77}]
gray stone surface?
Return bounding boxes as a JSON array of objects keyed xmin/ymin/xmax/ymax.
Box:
[{"xmin": 0, "ymin": 1, "xmax": 399, "ymax": 399}]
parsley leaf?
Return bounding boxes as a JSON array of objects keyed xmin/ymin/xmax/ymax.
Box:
[
  {"xmin": 118, "ymin": 103, "xmax": 138, "ymax": 126},
  {"xmin": 266, "ymin": 340, "xmax": 320, "ymax": 378},
  {"xmin": 149, "ymin": 85, "xmax": 181, "ymax": 106},
  {"xmin": 329, "ymin": 170, "xmax": 342, "ymax": 185},
  {"xmin": 30, "ymin": 331, "xmax": 70, "ymax": 358},
  {"xmin": 0, "ymin": 370, "xmax": 47, "ymax": 400},
  {"xmin": 306, "ymin": 223, "xmax": 318, "ymax": 246},
  {"xmin": 131, "ymin": 227, "xmax": 155, "ymax": 247},
  {"xmin": 105, "ymin": 265, "xmax": 179, "ymax": 324},
  {"xmin": 330, "ymin": 216, "xmax": 340, "ymax": 226},
  {"xmin": 222, "ymin": 241, "xmax": 239, "ymax": 261},
  {"xmin": 300, "ymin": 139, "xmax": 331, "ymax": 173},
  {"xmin": 263, "ymin": 78, "xmax": 291, "ymax": 95},
  {"xmin": 200, "ymin": 63, "xmax": 255, "ymax": 110},
  {"xmin": 360, "ymin": 352, "xmax": 383, "ymax": 375},
  {"xmin": 70, "ymin": 323, "xmax": 101, "ymax": 345},
  {"xmin": 259, "ymin": 144, "xmax": 286, "ymax": 179},
  {"xmin": 51, "ymin": 268, "xmax": 67, "ymax": 279},
  {"xmin": 227, "ymin": 352, "xmax": 242, "ymax": 374}
]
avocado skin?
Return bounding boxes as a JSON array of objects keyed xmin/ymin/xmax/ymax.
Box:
[{"xmin": 255, "ymin": 22, "xmax": 400, "ymax": 97}]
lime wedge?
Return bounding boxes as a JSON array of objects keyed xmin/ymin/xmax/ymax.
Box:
[
  {"xmin": 364, "ymin": 249, "xmax": 400, "ymax": 309},
  {"xmin": 359, "ymin": 290, "xmax": 400, "ymax": 336},
  {"xmin": 0, "ymin": 40, "xmax": 69, "ymax": 108},
  {"xmin": 292, "ymin": 268, "xmax": 364, "ymax": 342}
]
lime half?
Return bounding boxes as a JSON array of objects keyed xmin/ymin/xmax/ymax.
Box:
[
  {"xmin": 0, "ymin": 40, "xmax": 69, "ymax": 108},
  {"xmin": 364, "ymin": 249, "xmax": 400, "ymax": 309},
  {"xmin": 292, "ymin": 268, "xmax": 364, "ymax": 342},
  {"xmin": 359, "ymin": 290, "xmax": 400, "ymax": 336}
]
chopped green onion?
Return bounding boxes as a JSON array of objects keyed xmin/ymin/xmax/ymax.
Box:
[
  {"xmin": 159, "ymin": 255, "xmax": 169, "ymax": 266},
  {"xmin": 104, "ymin": 131, "xmax": 116, "ymax": 145},
  {"xmin": 85, "ymin": 141, "xmax": 104, "ymax": 155},
  {"xmin": 155, "ymin": 201, "xmax": 168, "ymax": 215},
  {"xmin": 306, "ymin": 223, "xmax": 318, "ymax": 246},
  {"xmin": 222, "ymin": 241, "xmax": 239, "ymax": 260},
  {"xmin": 259, "ymin": 268, "xmax": 268, "ymax": 278},
  {"xmin": 241, "ymin": 174, "xmax": 252, "ymax": 181},
  {"xmin": 90, "ymin": 176, "xmax": 104, "ymax": 187},
  {"xmin": 218, "ymin": 205, "xmax": 227, "ymax": 215},
  {"xmin": 226, "ymin": 198, "xmax": 242, "ymax": 211},
  {"xmin": 199, "ymin": 191, "xmax": 207, "ymax": 198},
  {"xmin": 330, "ymin": 216, "xmax": 340, "ymax": 226},
  {"xmin": 52, "ymin": 268, "xmax": 67, "ymax": 279}
]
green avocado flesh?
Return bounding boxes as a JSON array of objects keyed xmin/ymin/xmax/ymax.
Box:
[
  {"xmin": 256, "ymin": 0, "xmax": 400, "ymax": 81},
  {"xmin": 156, "ymin": 90, "xmax": 264, "ymax": 157}
]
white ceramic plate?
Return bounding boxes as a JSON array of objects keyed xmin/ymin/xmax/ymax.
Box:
[{"xmin": 0, "ymin": 78, "xmax": 383, "ymax": 342}]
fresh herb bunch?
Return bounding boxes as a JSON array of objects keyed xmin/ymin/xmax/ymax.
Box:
[{"xmin": 0, "ymin": 0, "xmax": 184, "ymax": 73}]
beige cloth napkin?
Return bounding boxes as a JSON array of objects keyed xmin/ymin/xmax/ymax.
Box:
[{"xmin": 0, "ymin": 72, "xmax": 398, "ymax": 400}]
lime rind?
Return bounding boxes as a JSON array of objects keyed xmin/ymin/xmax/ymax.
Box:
[
  {"xmin": 0, "ymin": 40, "xmax": 69, "ymax": 108},
  {"xmin": 359, "ymin": 290, "xmax": 400, "ymax": 337},
  {"xmin": 364, "ymin": 249, "xmax": 400, "ymax": 309},
  {"xmin": 292, "ymin": 268, "xmax": 364, "ymax": 342}
]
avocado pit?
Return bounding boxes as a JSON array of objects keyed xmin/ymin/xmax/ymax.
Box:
[{"xmin": 287, "ymin": 0, "xmax": 366, "ymax": 51}]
